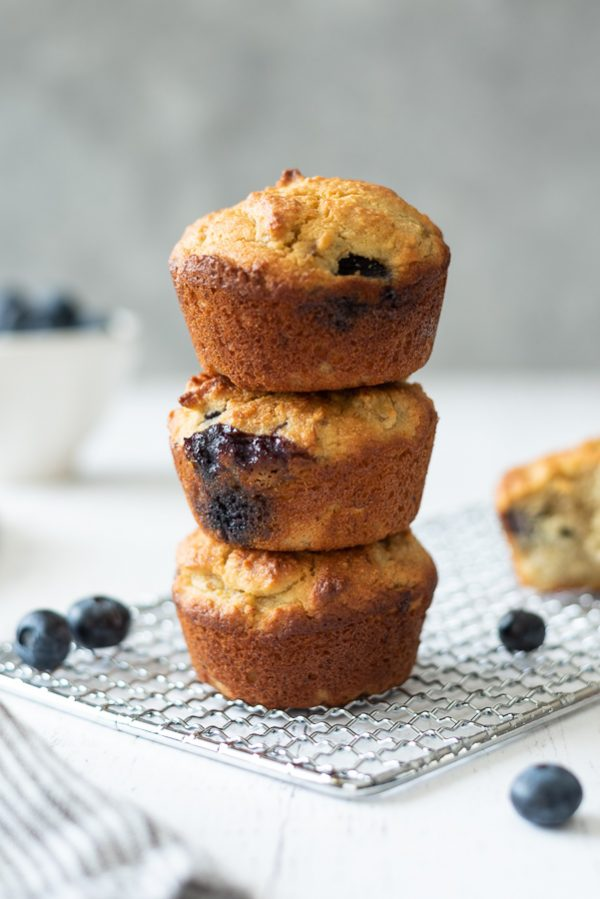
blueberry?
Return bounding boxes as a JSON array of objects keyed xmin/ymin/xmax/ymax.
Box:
[
  {"xmin": 510, "ymin": 764, "xmax": 583, "ymax": 826},
  {"xmin": 184, "ymin": 424, "xmax": 301, "ymax": 479},
  {"xmin": 67, "ymin": 596, "xmax": 131, "ymax": 649},
  {"xmin": 0, "ymin": 288, "xmax": 31, "ymax": 332},
  {"xmin": 498, "ymin": 609, "xmax": 546, "ymax": 652},
  {"xmin": 37, "ymin": 291, "xmax": 81, "ymax": 329},
  {"xmin": 337, "ymin": 254, "xmax": 388, "ymax": 278},
  {"xmin": 15, "ymin": 610, "xmax": 72, "ymax": 671},
  {"xmin": 204, "ymin": 487, "xmax": 268, "ymax": 544},
  {"xmin": 502, "ymin": 507, "xmax": 534, "ymax": 539}
]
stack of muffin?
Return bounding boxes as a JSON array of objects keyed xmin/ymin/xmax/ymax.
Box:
[{"xmin": 168, "ymin": 170, "xmax": 450, "ymax": 709}]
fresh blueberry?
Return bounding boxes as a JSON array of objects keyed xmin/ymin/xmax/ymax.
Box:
[
  {"xmin": 510, "ymin": 764, "xmax": 583, "ymax": 826},
  {"xmin": 498, "ymin": 609, "xmax": 546, "ymax": 652},
  {"xmin": 67, "ymin": 596, "xmax": 131, "ymax": 649},
  {"xmin": 37, "ymin": 291, "xmax": 81, "ymax": 329},
  {"xmin": 15, "ymin": 610, "xmax": 72, "ymax": 671},
  {"xmin": 0, "ymin": 287, "xmax": 31, "ymax": 332}
]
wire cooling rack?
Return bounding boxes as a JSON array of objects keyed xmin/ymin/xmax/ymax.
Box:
[{"xmin": 1, "ymin": 505, "xmax": 599, "ymax": 798}]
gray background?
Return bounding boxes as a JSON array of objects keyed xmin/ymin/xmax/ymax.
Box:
[{"xmin": 1, "ymin": 0, "xmax": 599, "ymax": 375}]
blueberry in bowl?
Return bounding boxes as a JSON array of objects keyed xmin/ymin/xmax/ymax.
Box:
[
  {"xmin": 32, "ymin": 290, "xmax": 82, "ymax": 330},
  {"xmin": 0, "ymin": 287, "xmax": 31, "ymax": 331},
  {"xmin": 0, "ymin": 286, "xmax": 138, "ymax": 480},
  {"xmin": 0, "ymin": 287, "xmax": 111, "ymax": 333}
]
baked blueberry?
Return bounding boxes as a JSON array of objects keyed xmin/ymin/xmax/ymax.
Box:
[
  {"xmin": 184, "ymin": 424, "xmax": 300, "ymax": 479},
  {"xmin": 299, "ymin": 295, "xmax": 365, "ymax": 333},
  {"xmin": 510, "ymin": 764, "xmax": 583, "ymax": 826},
  {"xmin": 501, "ymin": 507, "xmax": 534, "ymax": 539},
  {"xmin": 326, "ymin": 296, "xmax": 365, "ymax": 333},
  {"xmin": 498, "ymin": 609, "xmax": 546, "ymax": 652},
  {"xmin": 0, "ymin": 288, "xmax": 31, "ymax": 331},
  {"xmin": 336, "ymin": 254, "xmax": 388, "ymax": 278},
  {"xmin": 15, "ymin": 610, "xmax": 72, "ymax": 671},
  {"xmin": 68, "ymin": 595, "xmax": 131, "ymax": 649},
  {"xmin": 205, "ymin": 487, "xmax": 268, "ymax": 544}
]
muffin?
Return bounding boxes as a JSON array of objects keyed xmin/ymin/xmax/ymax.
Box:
[
  {"xmin": 497, "ymin": 438, "xmax": 600, "ymax": 591},
  {"xmin": 169, "ymin": 169, "xmax": 450, "ymax": 392},
  {"xmin": 173, "ymin": 526, "xmax": 437, "ymax": 708},
  {"xmin": 169, "ymin": 373, "xmax": 437, "ymax": 551}
]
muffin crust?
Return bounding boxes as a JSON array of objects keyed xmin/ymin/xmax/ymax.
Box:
[
  {"xmin": 171, "ymin": 168, "xmax": 448, "ymax": 282},
  {"xmin": 174, "ymin": 526, "xmax": 437, "ymax": 708},
  {"xmin": 169, "ymin": 170, "xmax": 450, "ymax": 392}
]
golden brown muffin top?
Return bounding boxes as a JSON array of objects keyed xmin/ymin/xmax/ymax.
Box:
[
  {"xmin": 169, "ymin": 373, "xmax": 436, "ymax": 460},
  {"xmin": 174, "ymin": 526, "xmax": 437, "ymax": 632},
  {"xmin": 169, "ymin": 169, "xmax": 449, "ymax": 286},
  {"xmin": 497, "ymin": 438, "xmax": 600, "ymax": 511}
]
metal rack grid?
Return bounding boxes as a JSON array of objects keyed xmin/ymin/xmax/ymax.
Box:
[{"xmin": 1, "ymin": 505, "xmax": 599, "ymax": 797}]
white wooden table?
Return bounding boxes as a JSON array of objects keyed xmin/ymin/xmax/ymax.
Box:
[{"xmin": 1, "ymin": 372, "xmax": 599, "ymax": 899}]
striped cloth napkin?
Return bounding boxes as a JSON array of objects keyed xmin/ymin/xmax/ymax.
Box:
[{"xmin": 0, "ymin": 703, "xmax": 243, "ymax": 899}]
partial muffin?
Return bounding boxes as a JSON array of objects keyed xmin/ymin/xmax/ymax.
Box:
[
  {"xmin": 169, "ymin": 373, "xmax": 437, "ymax": 551},
  {"xmin": 497, "ymin": 438, "xmax": 600, "ymax": 591},
  {"xmin": 173, "ymin": 526, "xmax": 437, "ymax": 708},
  {"xmin": 169, "ymin": 169, "xmax": 450, "ymax": 392}
]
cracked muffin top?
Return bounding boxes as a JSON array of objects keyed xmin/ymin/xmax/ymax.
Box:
[
  {"xmin": 169, "ymin": 169, "xmax": 449, "ymax": 286},
  {"xmin": 174, "ymin": 525, "xmax": 437, "ymax": 631},
  {"xmin": 497, "ymin": 438, "xmax": 600, "ymax": 590},
  {"xmin": 169, "ymin": 373, "xmax": 436, "ymax": 461},
  {"xmin": 497, "ymin": 439, "xmax": 600, "ymax": 509}
]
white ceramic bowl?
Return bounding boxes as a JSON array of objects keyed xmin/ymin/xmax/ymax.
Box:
[{"xmin": 0, "ymin": 309, "xmax": 139, "ymax": 480}]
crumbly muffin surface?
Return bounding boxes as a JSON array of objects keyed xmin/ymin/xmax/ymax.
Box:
[
  {"xmin": 497, "ymin": 439, "xmax": 600, "ymax": 590},
  {"xmin": 175, "ymin": 525, "xmax": 437, "ymax": 631},
  {"xmin": 170, "ymin": 373, "xmax": 433, "ymax": 460},
  {"xmin": 170, "ymin": 169, "xmax": 449, "ymax": 285}
]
